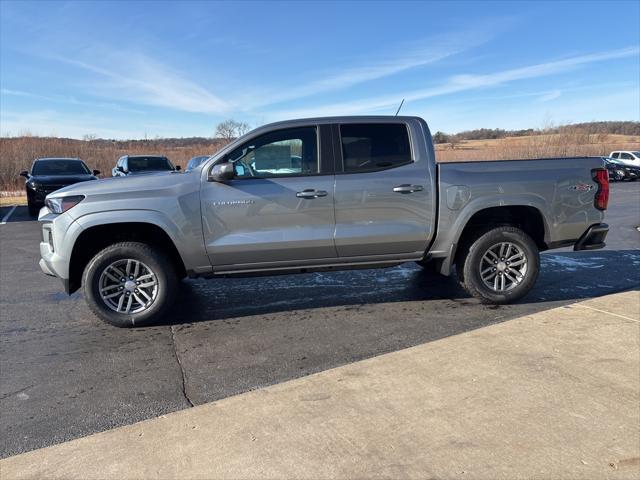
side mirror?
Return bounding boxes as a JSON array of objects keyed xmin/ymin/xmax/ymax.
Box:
[
  {"xmin": 116, "ymin": 165, "xmax": 126, "ymax": 173},
  {"xmin": 208, "ymin": 162, "xmax": 235, "ymax": 182},
  {"xmin": 93, "ymin": 169, "xmax": 101, "ymax": 176},
  {"xmin": 175, "ymin": 165, "xmax": 181, "ymax": 171},
  {"xmin": 19, "ymin": 170, "xmax": 30, "ymax": 178}
]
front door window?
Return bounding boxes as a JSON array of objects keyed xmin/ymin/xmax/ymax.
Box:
[{"xmin": 228, "ymin": 127, "xmax": 318, "ymax": 178}]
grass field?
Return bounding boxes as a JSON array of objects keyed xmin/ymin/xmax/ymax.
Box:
[
  {"xmin": 1, "ymin": 133, "xmax": 639, "ymax": 197},
  {"xmin": 435, "ymin": 133, "xmax": 640, "ymax": 162},
  {"xmin": 0, "ymin": 195, "xmax": 26, "ymax": 206}
]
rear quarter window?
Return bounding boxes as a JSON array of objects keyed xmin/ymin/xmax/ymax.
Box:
[{"xmin": 339, "ymin": 123, "xmax": 412, "ymax": 173}]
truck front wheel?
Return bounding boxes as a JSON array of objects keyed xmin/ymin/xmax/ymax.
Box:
[
  {"xmin": 82, "ymin": 242, "xmax": 178, "ymax": 327},
  {"xmin": 457, "ymin": 226, "xmax": 540, "ymax": 304}
]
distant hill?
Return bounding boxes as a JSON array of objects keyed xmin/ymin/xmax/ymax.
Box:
[{"xmin": 433, "ymin": 121, "xmax": 640, "ymax": 144}]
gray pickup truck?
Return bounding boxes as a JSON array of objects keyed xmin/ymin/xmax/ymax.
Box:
[{"xmin": 38, "ymin": 116, "xmax": 609, "ymax": 327}]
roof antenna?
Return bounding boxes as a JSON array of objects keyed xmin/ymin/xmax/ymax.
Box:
[{"xmin": 394, "ymin": 98, "xmax": 405, "ymax": 116}]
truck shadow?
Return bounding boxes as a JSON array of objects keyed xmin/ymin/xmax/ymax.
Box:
[{"xmin": 165, "ymin": 249, "xmax": 640, "ymax": 325}]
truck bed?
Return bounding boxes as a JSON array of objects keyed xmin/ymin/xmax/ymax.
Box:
[{"xmin": 429, "ymin": 156, "xmax": 606, "ymax": 261}]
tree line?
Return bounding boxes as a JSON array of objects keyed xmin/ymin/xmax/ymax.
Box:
[{"xmin": 432, "ymin": 121, "xmax": 640, "ymax": 144}]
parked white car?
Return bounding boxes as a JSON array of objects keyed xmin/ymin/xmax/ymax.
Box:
[{"xmin": 609, "ymin": 151, "xmax": 640, "ymax": 166}]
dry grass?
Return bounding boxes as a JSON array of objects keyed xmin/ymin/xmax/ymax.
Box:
[
  {"xmin": 2, "ymin": 133, "xmax": 639, "ymax": 192},
  {"xmin": 0, "ymin": 136, "xmax": 227, "ymax": 191},
  {"xmin": 435, "ymin": 133, "xmax": 640, "ymax": 162},
  {"xmin": 0, "ymin": 195, "xmax": 26, "ymax": 206}
]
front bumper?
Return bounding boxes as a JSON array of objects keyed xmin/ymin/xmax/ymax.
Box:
[
  {"xmin": 574, "ymin": 223, "xmax": 608, "ymax": 251},
  {"xmin": 39, "ymin": 222, "xmax": 72, "ymax": 292}
]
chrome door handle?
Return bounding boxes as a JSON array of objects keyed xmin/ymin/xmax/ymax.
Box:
[
  {"xmin": 393, "ymin": 184, "xmax": 424, "ymax": 194},
  {"xmin": 296, "ymin": 189, "xmax": 328, "ymax": 199}
]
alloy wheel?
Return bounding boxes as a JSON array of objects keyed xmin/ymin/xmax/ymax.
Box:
[
  {"xmin": 98, "ymin": 259, "xmax": 159, "ymax": 314},
  {"xmin": 479, "ymin": 242, "xmax": 528, "ymax": 292}
]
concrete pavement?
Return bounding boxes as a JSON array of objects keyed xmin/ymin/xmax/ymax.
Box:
[{"xmin": 2, "ymin": 290, "xmax": 638, "ymax": 479}]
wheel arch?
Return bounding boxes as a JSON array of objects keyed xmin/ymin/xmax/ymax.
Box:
[
  {"xmin": 68, "ymin": 221, "xmax": 187, "ymax": 294},
  {"xmin": 456, "ymin": 205, "xmax": 548, "ymax": 253},
  {"xmin": 434, "ymin": 203, "xmax": 549, "ymax": 276}
]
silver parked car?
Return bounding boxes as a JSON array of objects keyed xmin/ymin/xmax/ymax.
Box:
[
  {"xmin": 38, "ymin": 116, "xmax": 609, "ymax": 327},
  {"xmin": 112, "ymin": 155, "xmax": 180, "ymax": 177}
]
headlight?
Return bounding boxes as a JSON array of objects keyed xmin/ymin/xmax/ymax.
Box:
[
  {"xmin": 45, "ymin": 195, "xmax": 85, "ymax": 214},
  {"xmin": 27, "ymin": 181, "xmax": 40, "ymax": 190}
]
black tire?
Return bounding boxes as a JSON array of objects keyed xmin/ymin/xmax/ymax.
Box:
[
  {"xmin": 26, "ymin": 190, "xmax": 39, "ymax": 216},
  {"xmin": 456, "ymin": 226, "xmax": 539, "ymax": 304},
  {"xmin": 82, "ymin": 242, "xmax": 178, "ymax": 327},
  {"xmin": 28, "ymin": 202, "xmax": 39, "ymax": 217},
  {"xmin": 415, "ymin": 259, "xmax": 442, "ymax": 274}
]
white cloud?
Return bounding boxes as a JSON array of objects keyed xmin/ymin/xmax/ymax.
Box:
[
  {"xmin": 249, "ymin": 28, "xmax": 497, "ymax": 108},
  {"xmin": 0, "ymin": 109, "xmax": 135, "ymax": 138},
  {"xmin": 27, "ymin": 19, "xmax": 500, "ymax": 115},
  {"xmin": 51, "ymin": 53, "xmax": 231, "ymax": 114},
  {"xmin": 38, "ymin": 25, "xmax": 498, "ymax": 115},
  {"xmin": 267, "ymin": 46, "xmax": 640, "ymax": 119},
  {"xmin": 537, "ymin": 90, "xmax": 562, "ymax": 102},
  {"xmin": 1, "ymin": 88, "xmax": 144, "ymax": 113}
]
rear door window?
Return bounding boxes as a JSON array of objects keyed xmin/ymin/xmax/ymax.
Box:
[{"xmin": 339, "ymin": 123, "xmax": 411, "ymax": 173}]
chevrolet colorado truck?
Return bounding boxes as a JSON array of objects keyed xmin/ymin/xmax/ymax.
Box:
[{"xmin": 38, "ymin": 116, "xmax": 609, "ymax": 327}]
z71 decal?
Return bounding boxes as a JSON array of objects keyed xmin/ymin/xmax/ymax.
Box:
[{"xmin": 569, "ymin": 183, "xmax": 594, "ymax": 192}]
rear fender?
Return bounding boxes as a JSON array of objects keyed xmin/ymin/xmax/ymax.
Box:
[{"xmin": 431, "ymin": 194, "xmax": 551, "ymax": 275}]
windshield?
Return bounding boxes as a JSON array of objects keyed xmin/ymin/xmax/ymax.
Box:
[
  {"xmin": 186, "ymin": 156, "xmax": 209, "ymax": 171},
  {"xmin": 632, "ymin": 152, "xmax": 640, "ymax": 156},
  {"xmin": 32, "ymin": 159, "xmax": 90, "ymax": 176},
  {"xmin": 128, "ymin": 156, "xmax": 174, "ymax": 172}
]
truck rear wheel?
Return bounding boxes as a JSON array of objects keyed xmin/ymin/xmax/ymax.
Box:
[
  {"xmin": 82, "ymin": 242, "xmax": 178, "ymax": 327},
  {"xmin": 457, "ymin": 226, "xmax": 539, "ymax": 304}
]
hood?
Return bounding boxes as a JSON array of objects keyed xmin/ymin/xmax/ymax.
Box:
[
  {"xmin": 29, "ymin": 174, "xmax": 97, "ymax": 185},
  {"xmin": 50, "ymin": 170, "xmax": 191, "ymax": 197},
  {"xmin": 126, "ymin": 170, "xmax": 177, "ymax": 176}
]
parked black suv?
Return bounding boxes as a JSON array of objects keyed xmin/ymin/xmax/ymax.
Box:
[
  {"xmin": 20, "ymin": 158, "xmax": 99, "ymax": 216},
  {"xmin": 602, "ymin": 156, "xmax": 639, "ymax": 181}
]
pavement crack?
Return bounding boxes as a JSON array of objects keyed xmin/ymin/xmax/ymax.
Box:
[
  {"xmin": 170, "ymin": 325, "xmax": 194, "ymax": 408},
  {"xmin": 0, "ymin": 384, "xmax": 34, "ymax": 400}
]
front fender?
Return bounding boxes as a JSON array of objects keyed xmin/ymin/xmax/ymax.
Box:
[{"xmin": 72, "ymin": 209, "xmax": 211, "ymax": 274}]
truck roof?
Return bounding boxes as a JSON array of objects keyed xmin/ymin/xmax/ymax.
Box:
[{"xmin": 257, "ymin": 115, "xmax": 424, "ymax": 131}]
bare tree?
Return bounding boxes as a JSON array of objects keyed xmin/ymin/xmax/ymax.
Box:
[
  {"xmin": 236, "ymin": 121, "xmax": 250, "ymax": 136},
  {"xmin": 214, "ymin": 119, "xmax": 251, "ymax": 141}
]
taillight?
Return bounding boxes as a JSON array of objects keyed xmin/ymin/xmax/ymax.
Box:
[{"xmin": 592, "ymin": 168, "xmax": 609, "ymax": 211}]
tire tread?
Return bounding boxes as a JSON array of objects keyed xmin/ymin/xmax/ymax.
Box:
[
  {"xmin": 82, "ymin": 241, "xmax": 177, "ymax": 327},
  {"xmin": 456, "ymin": 226, "xmax": 539, "ymax": 304}
]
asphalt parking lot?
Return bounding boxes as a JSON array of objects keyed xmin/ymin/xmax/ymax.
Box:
[{"xmin": 1, "ymin": 182, "xmax": 639, "ymax": 459}]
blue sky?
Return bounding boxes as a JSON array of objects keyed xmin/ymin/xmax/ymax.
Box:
[{"xmin": 1, "ymin": 0, "xmax": 639, "ymax": 139}]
